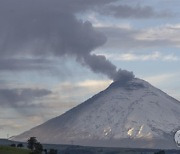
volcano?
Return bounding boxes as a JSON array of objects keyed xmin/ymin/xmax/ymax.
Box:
[{"xmin": 12, "ymin": 78, "xmax": 180, "ymax": 149}]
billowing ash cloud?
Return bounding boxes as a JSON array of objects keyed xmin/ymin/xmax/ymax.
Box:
[
  {"xmin": 0, "ymin": 0, "xmax": 134, "ymax": 82},
  {"xmin": 113, "ymin": 69, "xmax": 135, "ymax": 82}
]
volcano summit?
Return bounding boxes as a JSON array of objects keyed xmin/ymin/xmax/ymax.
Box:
[{"xmin": 12, "ymin": 78, "xmax": 180, "ymax": 149}]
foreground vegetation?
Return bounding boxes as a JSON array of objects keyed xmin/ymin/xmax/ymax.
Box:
[
  {"xmin": 0, "ymin": 137, "xmax": 57, "ymax": 154},
  {"xmin": 1, "ymin": 138, "xmax": 180, "ymax": 154},
  {"xmin": 0, "ymin": 145, "xmax": 30, "ymax": 154},
  {"xmin": 0, "ymin": 144, "xmax": 170, "ymax": 154}
]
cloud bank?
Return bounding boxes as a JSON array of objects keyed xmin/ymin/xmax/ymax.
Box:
[{"xmin": 0, "ymin": 88, "xmax": 52, "ymax": 108}]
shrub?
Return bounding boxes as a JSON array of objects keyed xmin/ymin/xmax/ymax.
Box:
[{"xmin": 17, "ymin": 143, "xmax": 24, "ymax": 148}]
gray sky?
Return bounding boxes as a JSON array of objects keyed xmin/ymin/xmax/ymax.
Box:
[{"xmin": 0, "ymin": 0, "xmax": 180, "ymax": 138}]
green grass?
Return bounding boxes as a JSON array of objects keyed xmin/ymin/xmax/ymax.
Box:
[{"xmin": 0, "ymin": 146, "xmax": 30, "ymax": 154}]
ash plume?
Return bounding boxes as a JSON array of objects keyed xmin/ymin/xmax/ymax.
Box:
[
  {"xmin": 0, "ymin": 0, "xmax": 134, "ymax": 82},
  {"xmin": 82, "ymin": 54, "xmax": 134, "ymax": 82}
]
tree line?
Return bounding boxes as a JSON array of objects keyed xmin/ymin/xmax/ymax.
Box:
[
  {"xmin": 10, "ymin": 137, "xmax": 57, "ymax": 154},
  {"xmin": 27, "ymin": 137, "xmax": 58, "ymax": 154}
]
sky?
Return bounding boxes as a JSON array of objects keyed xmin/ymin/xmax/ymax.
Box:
[{"xmin": 0, "ymin": 0, "xmax": 180, "ymax": 138}]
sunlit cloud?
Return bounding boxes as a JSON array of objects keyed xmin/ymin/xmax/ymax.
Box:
[
  {"xmin": 144, "ymin": 73, "xmax": 178, "ymax": 85},
  {"xmin": 135, "ymin": 24, "xmax": 180, "ymax": 47},
  {"xmin": 86, "ymin": 12, "xmax": 132, "ymax": 29},
  {"xmin": 96, "ymin": 52, "xmax": 179, "ymax": 62}
]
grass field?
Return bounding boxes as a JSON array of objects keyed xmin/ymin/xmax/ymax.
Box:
[{"xmin": 0, "ymin": 146, "xmax": 30, "ymax": 154}]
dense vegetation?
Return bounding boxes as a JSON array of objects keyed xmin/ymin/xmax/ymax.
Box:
[{"xmin": 27, "ymin": 137, "xmax": 57, "ymax": 154}]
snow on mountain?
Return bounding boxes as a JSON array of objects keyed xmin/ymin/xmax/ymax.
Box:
[{"xmin": 12, "ymin": 78, "xmax": 180, "ymax": 149}]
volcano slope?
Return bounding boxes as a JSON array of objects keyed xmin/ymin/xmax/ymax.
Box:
[{"xmin": 12, "ymin": 78, "xmax": 180, "ymax": 149}]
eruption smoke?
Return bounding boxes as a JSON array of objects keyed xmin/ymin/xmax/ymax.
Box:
[
  {"xmin": 82, "ymin": 54, "xmax": 134, "ymax": 81},
  {"xmin": 0, "ymin": 0, "xmax": 134, "ymax": 82}
]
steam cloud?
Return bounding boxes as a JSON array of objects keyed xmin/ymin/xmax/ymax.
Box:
[{"xmin": 0, "ymin": 0, "xmax": 134, "ymax": 82}]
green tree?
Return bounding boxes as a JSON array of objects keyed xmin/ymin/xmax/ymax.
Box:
[
  {"xmin": 17, "ymin": 143, "xmax": 24, "ymax": 148},
  {"xmin": 27, "ymin": 137, "xmax": 37, "ymax": 150},
  {"xmin": 33, "ymin": 142, "xmax": 43, "ymax": 154}
]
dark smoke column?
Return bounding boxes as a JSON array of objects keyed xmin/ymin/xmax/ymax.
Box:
[
  {"xmin": 81, "ymin": 53, "xmax": 135, "ymax": 82},
  {"xmin": 0, "ymin": 0, "xmax": 135, "ymax": 83}
]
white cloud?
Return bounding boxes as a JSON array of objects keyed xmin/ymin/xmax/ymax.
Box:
[
  {"xmin": 53, "ymin": 79, "xmax": 111, "ymax": 102},
  {"xmin": 85, "ymin": 12, "xmax": 132, "ymax": 29},
  {"xmin": 115, "ymin": 52, "xmax": 161, "ymax": 61},
  {"xmin": 96, "ymin": 23, "xmax": 180, "ymax": 50},
  {"xmin": 135, "ymin": 24, "xmax": 180, "ymax": 46},
  {"xmin": 77, "ymin": 79, "xmax": 111, "ymax": 89},
  {"xmin": 96, "ymin": 51, "xmax": 179, "ymax": 61},
  {"xmin": 144, "ymin": 73, "xmax": 178, "ymax": 85}
]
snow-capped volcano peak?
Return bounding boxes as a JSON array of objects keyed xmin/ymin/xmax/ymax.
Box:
[{"xmin": 12, "ymin": 78, "xmax": 180, "ymax": 149}]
